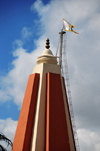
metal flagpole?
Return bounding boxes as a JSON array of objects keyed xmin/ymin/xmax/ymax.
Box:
[{"xmin": 59, "ymin": 30, "xmax": 66, "ymax": 68}]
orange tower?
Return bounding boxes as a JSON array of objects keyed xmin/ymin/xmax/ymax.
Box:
[{"xmin": 12, "ymin": 39, "xmax": 76, "ymax": 151}]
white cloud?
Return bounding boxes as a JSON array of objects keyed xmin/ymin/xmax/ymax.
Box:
[
  {"xmin": 0, "ymin": 118, "xmax": 17, "ymax": 140},
  {"xmin": 78, "ymin": 129, "xmax": 100, "ymax": 151},
  {"xmin": 13, "ymin": 40, "xmax": 23, "ymax": 49},
  {"xmin": 88, "ymin": 12, "xmax": 100, "ymax": 33},
  {"xmin": 0, "ymin": 118, "xmax": 17, "ymax": 151},
  {"xmin": 0, "ymin": 47, "xmax": 41, "ymax": 106},
  {"xmin": 21, "ymin": 27, "xmax": 32, "ymax": 39},
  {"xmin": 0, "ymin": 0, "xmax": 100, "ymax": 150}
]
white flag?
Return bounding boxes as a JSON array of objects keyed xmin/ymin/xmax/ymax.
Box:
[{"xmin": 63, "ymin": 18, "xmax": 79, "ymax": 34}]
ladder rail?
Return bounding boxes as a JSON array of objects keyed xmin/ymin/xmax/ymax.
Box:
[{"xmin": 62, "ymin": 34, "xmax": 80, "ymax": 151}]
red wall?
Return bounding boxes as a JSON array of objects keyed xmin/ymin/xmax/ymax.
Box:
[{"xmin": 46, "ymin": 73, "xmax": 70, "ymax": 151}]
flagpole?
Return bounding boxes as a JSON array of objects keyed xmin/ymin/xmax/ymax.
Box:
[{"xmin": 59, "ymin": 30, "xmax": 66, "ymax": 68}]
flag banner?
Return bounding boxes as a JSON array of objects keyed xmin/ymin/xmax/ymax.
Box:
[{"xmin": 63, "ymin": 18, "xmax": 79, "ymax": 34}]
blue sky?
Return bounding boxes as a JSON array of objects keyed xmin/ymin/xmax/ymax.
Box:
[
  {"xmin": 0, "ymin": 0, "xmax": 100, "ymax": 150},
  {"xmin": 0, "ymin": 0, "xmax": 50, "ymax": 121},
  {"xmin": 0, "ymin": 0, "xmax": 48, "ymax": 73},
  {"xmin": 0, "ymin": 0, "xmax": 36, "ymax": 121}
]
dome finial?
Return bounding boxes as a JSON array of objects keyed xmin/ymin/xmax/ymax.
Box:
[{"xmin": 45, "ymin": 38, "xmax": 50, "ymax": 49}]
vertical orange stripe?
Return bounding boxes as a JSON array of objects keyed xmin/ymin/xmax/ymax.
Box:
[{"xmin": 12, "ymin": 73, "xmax": 39, "ymax": 151}]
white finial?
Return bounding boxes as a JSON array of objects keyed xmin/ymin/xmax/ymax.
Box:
[{"xmin": 37, "ymin": 39, "xmax": 57, "ymax": 64}]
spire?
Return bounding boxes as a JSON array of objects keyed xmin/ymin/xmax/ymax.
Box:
[{"xmin": 37, "ymin": 38, "xmax": 57, "ymax": 64}]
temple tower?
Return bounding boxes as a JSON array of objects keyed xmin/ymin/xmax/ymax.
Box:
[{"xmin": 12, "ymin": 39, "xmax": 76, "ymax": 151}]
